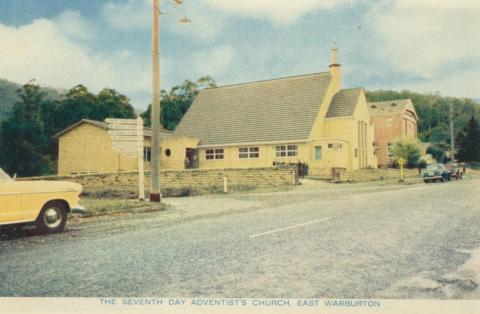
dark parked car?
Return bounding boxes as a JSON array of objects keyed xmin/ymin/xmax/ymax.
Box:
[
  {"xmin": 422, "ymin": 164, "xmax": 451, "ymax": 183},
  {"xmin": 445, "ymin": 163, "xmax": 464, "ymax": 180}
]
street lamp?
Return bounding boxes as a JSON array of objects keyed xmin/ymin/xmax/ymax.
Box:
[
  {"xmin": 150, "ymin": 0, "xmax": 161, "ymax": 202},
  {"xmin": 150, "ymin": 0, "xmax": 191, "ymax": 202}
]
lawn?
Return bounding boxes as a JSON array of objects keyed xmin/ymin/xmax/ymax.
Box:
[{"xmin": 77, "ymin": 198, "xmax": 167, "ymax": 217}]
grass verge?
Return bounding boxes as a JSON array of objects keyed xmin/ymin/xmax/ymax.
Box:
[
  {"xmin": 81, "ymin": 184, "xmax": 292, "ymax": 199},
  {"xmin": 77, "ymin": 198, "xmax": 168, "ymax": 218}
]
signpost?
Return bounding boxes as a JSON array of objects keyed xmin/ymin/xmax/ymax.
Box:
[
  {"xmin": 105, "ymin": 117, "xmax": 145, "ymax": 201},
  {"xmin": 398, "ymin": 157, "xmax": 406, "ymax": 181}
]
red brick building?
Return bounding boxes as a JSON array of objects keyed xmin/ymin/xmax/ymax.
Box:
[{"xmin": 368, "ymin": 99, "xmax": 418, "ymax": 167}]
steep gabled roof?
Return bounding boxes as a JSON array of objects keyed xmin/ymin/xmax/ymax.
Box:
[
  {"xmin": 368, "ymin": 99, "xmax": 418, "ymax": 120},
  {"xmin": 174, "ymin": 72, "xmax": 332, "ymax": 146},
  {"xmin": 325, "ymin": 88, "xmax": 363, "ymax": 118},
  {"xmin": 53, "ymin": 119, "xmax": 172, "ymax": 139},
  {"xmin": 53, "ymin": 119, "xmax": 108, "ymax": 138}
]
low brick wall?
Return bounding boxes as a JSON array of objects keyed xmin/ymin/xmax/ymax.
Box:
[
  {"xmin": 19, "ymin": 167, "xmax": 298, "ymax": 193},
  {"xmin": 340, "ymin": 168, "xmax": 419, "ymax": 182},
  {"xmin": 308, "ymin": 168, "xmax": 420, "ymax": 182}
]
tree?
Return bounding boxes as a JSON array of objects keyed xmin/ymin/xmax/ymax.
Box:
[
  {"xmin": 52, "ymin": 85, "xmax": 98, "ymax": 133},
  {"xmin": 426, "ymin": 143, "xmax": 449, "ymax": 163},
  {"xmin": 392, "ymin": 138, "xmax": 421, "ymax": 168},
  {"xmin": 456, "ymin": 116, "xmax": 480, "ymax": 162},
  {"xmin": 0, "ymin": 82, "xmax": 138, "ymax": 176},
  {"xmin": 53, "ymin": 85, "xmax": 136, "ymax": 134},
  {"xmin": 142, "ymin": 76, "xmax": 216, "ymax": 130},
  {"xmin": 0, "ymin": 82, "xmax": 53, "ymax": 176},
  {"xmin": 97, "ymin": 88, "xmax": 136, "ymax": 119}
]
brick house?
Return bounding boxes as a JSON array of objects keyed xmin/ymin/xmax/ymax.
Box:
[
  {"xmin": 368, "ymin": 99, "xmax": 418, "ymax": 167},
  {"xmin": 53, "ymin": 119, "xmax": 171, "ymax": 175}
]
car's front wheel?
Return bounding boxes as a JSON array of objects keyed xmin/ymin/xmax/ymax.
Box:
[{"xmin": 36, "ymin": 201, "xmax": 67, "ymax": 234}]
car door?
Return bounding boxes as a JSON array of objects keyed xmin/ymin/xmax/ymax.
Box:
[{"xmin": 0, "ymin": 181, "xmax": 23, "ymax": 224}]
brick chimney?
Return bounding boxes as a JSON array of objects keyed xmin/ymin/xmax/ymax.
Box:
[{"xmin": 329, "ymin": 48, "xmax": 341, "ymax": 92}]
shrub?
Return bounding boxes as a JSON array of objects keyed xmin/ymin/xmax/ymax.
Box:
[
  {"xmin": 392, "ymin": 138, "xmax": 421, "ymax": 168},
  {"xmin": 467, "ymin": 161, "xmax": 480, "ymax": 170},
  {"xmin": 161, "ymin": 186, "xmax": 200, "ymax": 197},
  {"xmin": 230, "ymin": 184, "xmax": 257, "ymax": 193}
]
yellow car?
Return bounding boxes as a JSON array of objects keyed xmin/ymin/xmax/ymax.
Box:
[{"xmin": 0, "ymin": 168, "xmax": 84, "ymax": 233}]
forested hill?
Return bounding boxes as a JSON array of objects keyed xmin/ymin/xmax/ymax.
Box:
[
  {"xmin": 0, "ymin": 79, "xmax": 65, "ymax": 120},
  {"xmin": 366, "ymin": 90, "xmax": 480, "ymax": 144},
  {"xmin": 1, "ymin": 78, "xmax": 478, "ymax": 144}
]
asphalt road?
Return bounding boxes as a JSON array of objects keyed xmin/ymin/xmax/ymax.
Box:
[{"xmin": 1, "ymin": 179, "xmax": 479, "ymax": 298}]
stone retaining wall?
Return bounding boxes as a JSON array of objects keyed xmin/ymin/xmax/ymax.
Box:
[
  {"xmin": 308, "ymin": 168, "xmax": 420, "ymax": 182},
  {"xmin": 19, "ymin": 167, "xmax": 298, "ymax": 193},
  {"xmin": 339, "ymin": 168, "xmax": 419, "ymax": 182}
]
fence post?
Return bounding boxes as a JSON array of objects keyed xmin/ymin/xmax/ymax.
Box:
[{"xmin": 223, "ymin": 176, "xmax": 228, "ymax": 193}]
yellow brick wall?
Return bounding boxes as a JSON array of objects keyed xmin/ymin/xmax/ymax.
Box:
[
  {"xmin": 354, "ymin": 90, "xmax": 378, "ymax": 169},
  {"xmin": 320, "ymin": 118, "xmax": 354, "ymax": 169},
  {"xmin": 196, "ymin": 143, "xmax": 310, "ymax": 170},
  {"xmin": 159, "ymin": 136, "xmax": 199, "ymax": 170},
  {"xmin": 314, "ymin": 90, "xmax": 378, "ymax": 172},
  {"xmin": 58, "ymin": 123, "xmax": 138, "ymax": 175}
]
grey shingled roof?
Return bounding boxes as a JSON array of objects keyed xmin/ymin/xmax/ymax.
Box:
[
  {"xmin": 368, "ymin": 99, "xmax": 414, "ymax": 115},
  {"xmin": 174, "ymin": 72, "xmax": 332, "ymax": 146},
  {"xmin": 325, "ymin": 88, "xmax": 363, "ymax": 118}
]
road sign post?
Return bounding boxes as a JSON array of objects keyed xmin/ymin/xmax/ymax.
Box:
[
  {"xmin": 105, "ymin": 117, "xmax": 145, "ymax": 201},
  {"xmin": 398, "ymin": 157, "xmax": 406, "ymax": 181}
]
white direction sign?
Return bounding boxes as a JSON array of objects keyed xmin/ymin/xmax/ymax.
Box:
[
  {"xmin": 105, "ymin": 116, "xmax": 145, "ymax": 200},
  {"xmin": 111, "ymin": 135, "xmax": 138, "ymax": 142},
  {"xmin": 108, "ymin": 130, "xmax": 138, "ymax": 136},
  {"xmin": 105, "ymin": 118, "xmax": 137, "ymax": 124},
  {"xmin": 108, "ymin": 124, "xmax": 138, "ymax": 130}
]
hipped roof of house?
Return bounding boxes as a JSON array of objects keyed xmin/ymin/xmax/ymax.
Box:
[
  {"xmin": 368, "ymin": 99, "xmax": 418, "ymax": 120},
  {"xmin": 52, "ymin": 119, "xmax": 172, "ymax": 139}
]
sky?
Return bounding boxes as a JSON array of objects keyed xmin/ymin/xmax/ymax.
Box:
[{"xmin": 0, "ymin": 0, "xmax": 479, "ymax": 109}]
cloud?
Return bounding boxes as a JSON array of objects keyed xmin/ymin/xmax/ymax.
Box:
[
  {"xmin": 0, "ymin": 15, "xmax": 151, "ymax": 106},
  {"xmin": 101, "ymin": 0, "xmax": 150, "ymax": 31},
  {"xmin": 101, "ymin": 0, "xmax": 225, "ymax": 41},
  {"xmin": 370, "ymin": 0, "xmax": 480, "ymax": 78},
  {"xmin": 203, "ymin": 0, "xmax": 352, "ymax": 25},
  {"xmin": 164, "ymin": 2, "xmax": 226, "ymax": 41},
  {"xmin": 192, "ymin": 45, "xmax": 234, "ymax": 77},
  {"xmin": 395, "ymin": 69, "xmax": 480, "ymax": 99},
  {"xmin": 54, "ymin": 10, "xmax": 93, "ymax": 41}
]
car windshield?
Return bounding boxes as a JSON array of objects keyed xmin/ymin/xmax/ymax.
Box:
[
  {"xmin": 0, "ymin": 168, "xmax": 12, "ymax": 182},
  {"xmin": 426, "ymin": 164, "xmax": 442, "ymax": 170}
]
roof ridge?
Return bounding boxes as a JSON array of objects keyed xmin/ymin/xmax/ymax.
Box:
[
  {"xmin": 368, "ymin": 98, "xmax": 411, "ymax": 104},
  {"xmin": 339, "ymin": 87, "xmax": 363, "ymax": 92},
  {"xmin": 202, "ymin": 71, "xmax": 331, "ymax": 91},
  {"xmin": 82, "ymin": 118, "xmax": 105, "ymax": 123}
]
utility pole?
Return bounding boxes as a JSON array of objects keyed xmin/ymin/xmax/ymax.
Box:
[
  {"xmin": 449, "ymin": 103, "xmax": 455, "ymax": 162},
  {"xmin": 150, "ymin": 0, "xmax": 161, "ymax": 202}
]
